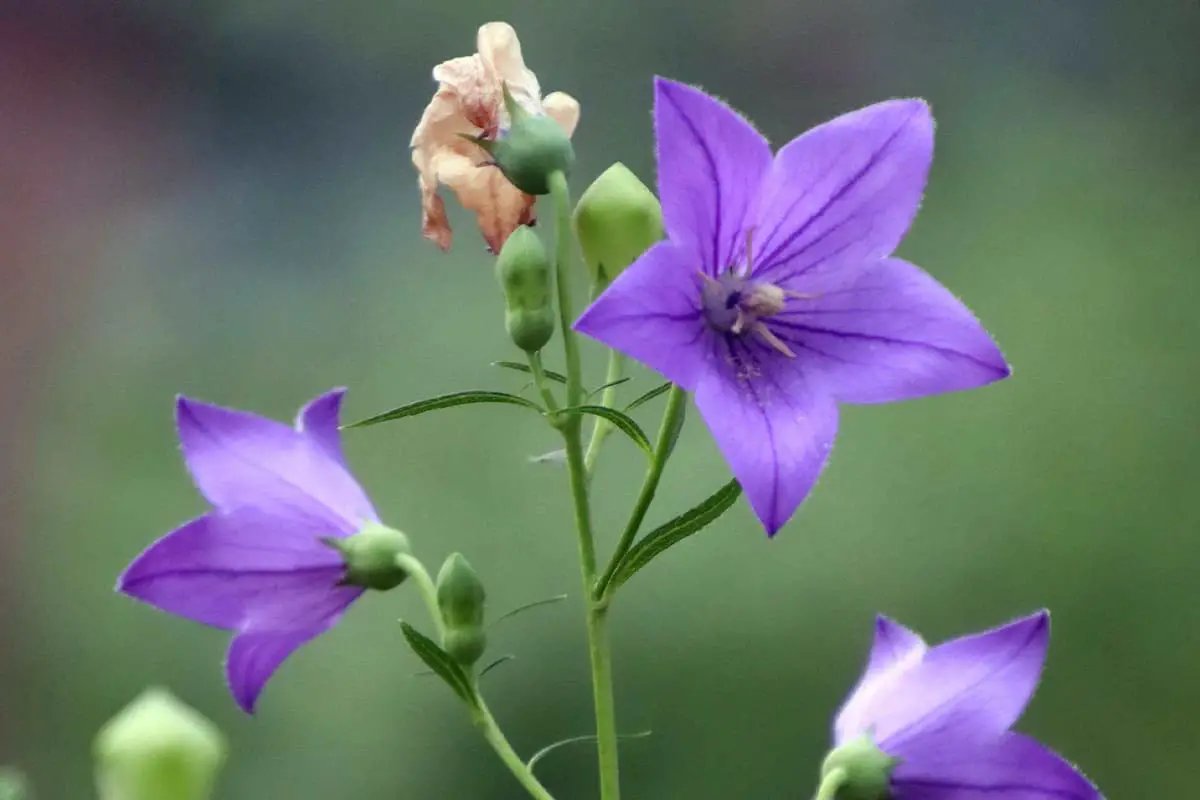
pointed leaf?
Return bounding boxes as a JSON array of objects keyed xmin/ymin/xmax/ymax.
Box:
[
  {"xmin": 527, "ymin": 730, "xmax": 652, "ymax": 773},
  {"xmin": 493, "ymin": 360, "xmax": 568, "ymax": 384},
  {"xmin": 623, "ymin": 382, "xmax": 672, "ymax": 412},
  {"xmin": 345, "ymin": 391, "xmax": 542, "ymax": 428},
  {"xmin": 555, "ymin": 405, "xmax": 652, "ymax": 455},
  {"xmin": 587, "ymin": 377, "xmax": 632, "ymax": 398},
  {"xmin": 490, "ymin": 594, "xmax": 569, "ymax": 629},
  {"xmin": 479, "ymin": 655, "xmax": 516, "ymax": 679},
  {"xmin": 606, "ymin": 480, "xmax": 742, "ymax": 592},
  {"xmin": 400, "ymin": 622, "xmax": 476, "ymax": 704}
]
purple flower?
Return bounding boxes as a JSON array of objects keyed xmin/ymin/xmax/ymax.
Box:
[
  {"xmin": 832, "ymin": 611, "xmax": 1102, "ymax": 799},
  {"xmin": 118, "ymin": 389, "xmax": 378, "ymax": 713},
  {"xmin": 574, "ymin": 78, "xmax": 1010, "ymax": 534}
]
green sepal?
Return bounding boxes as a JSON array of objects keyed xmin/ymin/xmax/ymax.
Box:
[
  {"xmin": 487, "ymin": 84, "xmax": 574, "ymax": 196},
  {"xmin": 321, "ymin": 522, "xmax": 411, "ymax": 592},
  {"xmin": 819, "ymin": 733, "xmax": 899, "ymax": 800},
  {"xmin": 602, "ymin": 480, "xmax": 742, "ymax": 593},
  {"xmin": 400, "ymin": 622, "xmax": 477, "ymax": 705},
  {"xmin": 553, "ymin": 405, "xmax": 652, "ymax": 455},
  {"xmin": 344, "ymin": 390, "xmax": 542, "ymax": 428}
]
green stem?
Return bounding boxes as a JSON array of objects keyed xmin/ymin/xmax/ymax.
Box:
[
  {"xmin": 395, "ymin": 552, "xmax": 445, "ymax": 641},
  {"xmin": 584, "ymin": 349, "xmax": 626, "ymax": 480},
  {"xmin": 548, "ymin": 170, "xmax": 622, "ymax": 800},
  {"xmin": 471, "ymin": 693, "xmax": 558, "ymax": 800},
  {"xmin": 813, "ymin": 767, "xmax": 847, "ymax": 800},
  {"xmin": 527, "ymin": 351, "xmax": 560, "ymax": 412},
  {"xmin": 594, "ymin": 385, "xmax": 687, "ymax": 602}
]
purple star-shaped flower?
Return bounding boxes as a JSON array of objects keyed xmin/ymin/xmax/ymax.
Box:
[
  {"xmin": 834, "ymin": 611, "xmax": 1102, "ymax": 799},
  {"xmin": 574, "ymin": 78, "xmax": 1010, "ymax": 534},
  {"xmin": 118, "ymin": 389, "xmax": 376, "ymax": 713}
]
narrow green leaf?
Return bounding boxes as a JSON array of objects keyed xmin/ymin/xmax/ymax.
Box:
[
  {"xmin": 478, "ymin": 654, "xmax": 516, "ymax": 679},
  {"xmin": 345, "ymin": 391, "xmax": 541, "ymax": 428},
  {"xmin": 587, "ymin": 377, "xmax": 632, "ymax": 398},
  {"xmin": 555, "ymin": 405, "xmax": 652, "ymax": 455},
  {"xmin": 400, "ymin": 622, "xmax": 476, "ymax": 704},
  {"xmin": 607, "ymin": 480, "xmax": 742, "ymax": 591},
  {"xmin": 527, "ymin": 730, "xmax": 652, "ymax": 773},
  {"xmin": 623, "ymin": 382, "xmax": 672, "ymax": 412},
  {"xmin": 493, "ymin": 360, "xmax": 568, "ymax": 384},
  {"xmin": 490, "ymin": 594, "xmax": 569, "ymax": 629}
]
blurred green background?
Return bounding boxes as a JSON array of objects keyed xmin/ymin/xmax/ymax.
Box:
[{"xmin": 3, "ymin": 1, "xmax": 1197, "ymax": 797}]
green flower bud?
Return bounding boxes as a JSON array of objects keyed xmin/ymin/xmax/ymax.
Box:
[
  {"xmin": 573, "ymin": 163, "xmax": 664, "ymax": 285},
  {"xmin": 437, "ymin": 553, "xmax": 488, "ymax": 666},
  {"xmin": 436, "ymin": 553, "xmax": 487, "ymax": 628},
  {"xmin": 817, "ymin": 733, "xmax": 898, "ymax": 800},
  {"xmin": 496, "ymin": 225, "xmax": 555, "ymax": 352},
  {"xmin": 0, "ymin": 767, "xmax": 29, "ymax": 800},
  {"xmin": 478, "ymin": 84, "xmax": 574, "ymax": 196},
  {"xmin": 94, "ymin": 688, "xmax": 227, "ymax": 800},
  {"xmin": 442, "ymin": 625, "xmax": 487, "ymax": 667},
  {"xmin": 321, "ymin": 521, "xmax": 411, "ymax": 591}
]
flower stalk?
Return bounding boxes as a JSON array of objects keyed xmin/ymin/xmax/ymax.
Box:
[{"xmin": 548, "ymin": 169, "xmax": 622, "ymax": 800}]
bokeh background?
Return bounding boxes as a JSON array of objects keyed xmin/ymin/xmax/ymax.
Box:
[{"xmin": 3, "ymin": 1, "xmax": 1198, "ymax": 797}]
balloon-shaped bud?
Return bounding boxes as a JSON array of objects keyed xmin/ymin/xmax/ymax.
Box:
[
  {"xmin": 573, "ymin": 163, "xmax": 664, "ymax": 285},
  {"xmin": 496, "ymin": 225, "xmax": 555, "ymax": 353},
  {"xmin": 94, "ymin": 688, "xmax": 227, "ymax": 800},
  {"xmin": 322, "ymin": 522, "xmax": 411, "ymax": 591},
  {"xmin": 436, "ymin": 553, "xmax": 488, "ymax": 666},
  {"xmin": 816, "ymin": 733, "xmax": 898, "ymax": 800},
  {"xmin": 476, "ymin": 84, "xmax": 575, "ymax": 196}
]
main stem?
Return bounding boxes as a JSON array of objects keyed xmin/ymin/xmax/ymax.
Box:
[{"xmin": 548, "ymin": 170, "xmax": 622, "ymax": 800}]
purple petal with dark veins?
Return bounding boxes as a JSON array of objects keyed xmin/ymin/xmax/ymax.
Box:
[
  {"xmin": 837, "ymin": 612, "xmax": 1050, "ymax": 749},
  {"xmin": 750, "ymin": 100, "xmax": 932, "ymax": 285},
  {"xmin": 574, "ymin": 241, "xmax": 711, "ymax": 388},
  {"xmin": 773, "ymin": 258, "xmax": 1009, "ymax": 404},
  {"xmin": 177, "ymin": 391, "xmax": 377, "ymax": 530},
  {"xmin": 654, "ymin": 77, "xmax": 772, "ymax": 274},
  {"xmin": 693, "ymin": 339, "xmax": 838, "ymax": 534},
  {"xmin": 118, "ymin": 508, "xmax": 349, "ymax": 629},
  {"xmin": 892, "ymin": 731, "xmax": 1103, "ymax": 800}
]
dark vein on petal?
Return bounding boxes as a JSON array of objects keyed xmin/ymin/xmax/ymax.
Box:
[{"xmin": 659, "ymin": 87, "xmax": 722, "ymax": 272}]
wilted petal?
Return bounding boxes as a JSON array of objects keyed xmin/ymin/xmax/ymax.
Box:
[
  {"xmin": 574, "ymin": 241, "xmax": 710, "ymax": 387},
  {"xmin": 654, "ymin": 77, "xmax": 772, "ymax": 273},
  {"xmin": 693, "ymin": 346, "xmax": 838, "ymax": 534},
  {"xmin": 845, "ymin": 612, "xmax": 1050, "ymax": 750},
  {"xmin": 752, "ymin": 100, "xmax": 933, "ymax": 284},
  {"xmin": 477, "ymin": 22, "xmax": 541, "ymax": 111},
  {"xmin": 773, "ymin": 258, "xmax": 1010, "ymax": 404},
  {"xmin": 118, "ymin": 510, "xmax": 348, "ymax": 628},
  {"xmin": 892, "ymin": 732, "xmax": 1102, "ymax": 800},
  {"xmin": 543, "ymin": 91, "xmax": 581, "ymax": 137},
  {"xmin": 176, "ymin": 395, "xmax": 377, "ymax": 530}
]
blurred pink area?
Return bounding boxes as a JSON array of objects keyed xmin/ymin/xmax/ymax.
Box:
[{"xmin": 0, "ymin": 8, "xmax": 182, "ymax": 747}]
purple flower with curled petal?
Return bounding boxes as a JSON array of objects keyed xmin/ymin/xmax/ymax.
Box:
[
  {"xmin": 574, "ymin": 78, "xmax": 1010, "ymax": 534},
  {"xmin": 829, "ymin": 611, "xmax": 1102, "ymax": 799},
  {"xmin": 118, "ymin": 389, "xmax": 379, "ymax": 714}
]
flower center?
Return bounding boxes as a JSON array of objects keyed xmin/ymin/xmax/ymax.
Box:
[{"xmin": 698, "ymin": 229, "xmax": 816, "ymax": 358}]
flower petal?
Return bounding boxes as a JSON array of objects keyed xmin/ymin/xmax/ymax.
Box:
[
  {"xmin": 477, "ymin": 22, "xmax": 541, "ymax": 111},
  {"xmin": 295, "ymin": 388, "xmax": 351, "ymax": 467},
  {"xmin": 835, "ymin": 616, "xmax": 929, "ymax": 744},
  {"xmin": 772, "ymin": 258, "xmax": 1010, "ymax": 404},
  {"xmin": 751, "ymin": 100, "xmax": 933, "ymax": 284},
  {"xmin": 176, "ymin": 395, "xmax": 377, "ymax": 530},
  {"xmin": 573, "ymin": 242, "xmax": 711, "ymax": 387},
  {"xmin": 118, "ymin": 510, "xmax": 348, "ymax": 629},
  {"xmin": 892, "ymin": 732, "xmax": 1102, "ymax": 800},
  {"xmin": 847, "ymin": 611, "xmax": 1050, "ymax": 750},
  {"xmin": 693, "ymin": 343, "xmax": 838, "ymax": 534},
  {"xmin": 653, "ymin": 77, "xmax": 772, "ymax": 273},
  {"xmin": 543, "ymin": 91, "xmax": 580, "ymax": 137}
]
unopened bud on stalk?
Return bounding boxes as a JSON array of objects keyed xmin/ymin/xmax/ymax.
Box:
[{"xmin": 496, "ymin": 225, "xmax": 555, "ymax": 352}]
